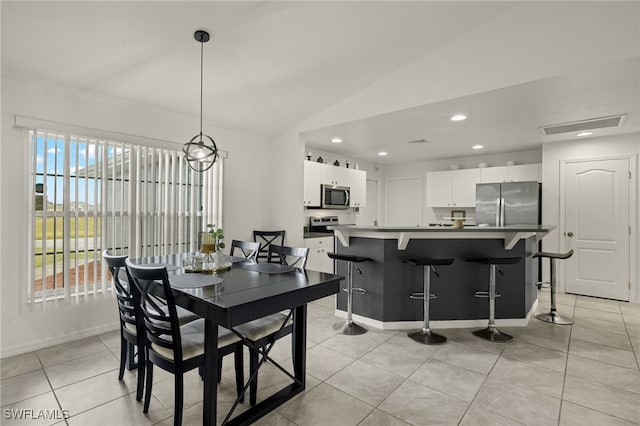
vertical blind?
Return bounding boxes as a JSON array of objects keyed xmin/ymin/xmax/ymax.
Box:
[{"xmin": 28, "ymin": 129, "xmax": 223, "ymax": 303}]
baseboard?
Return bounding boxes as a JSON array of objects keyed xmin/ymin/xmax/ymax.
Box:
[
  {"xmin": 334, "ymin": 299, "xmax": 538, "ymax": 331},
  {"xmin": 1, "ymin": 322, "xmax": 120, "ymax": 359}
]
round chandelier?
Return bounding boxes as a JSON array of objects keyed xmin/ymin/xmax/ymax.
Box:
[{"xmin": 183, "ymin": 30, "xmax": 218, "ymax": 172}]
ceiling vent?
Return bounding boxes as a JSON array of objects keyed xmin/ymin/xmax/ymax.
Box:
[
  {"xmin": 540, "ymin": 115, "xmax": 627, "ymax": 136},
  {"xmin": 408, "ymin": 138, "xmax": 429, "ymax": 144}
]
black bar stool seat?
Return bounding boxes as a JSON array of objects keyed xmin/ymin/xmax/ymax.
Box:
[
  {"xmin": 404, "ymin": 257, "xmax": 454, "ymax": 345},
  {"xmin": 533, "ymin": 249, "xmax": 574, "ymax": 325},
  {"xmin": 466, "ymin": 256, "xmax": 522, "ymax": 343},
  {"xmin": 328, "ymin": 252, "xmax": 373, "ymax": 335}
]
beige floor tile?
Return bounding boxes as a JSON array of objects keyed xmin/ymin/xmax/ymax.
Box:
[
  {"xmin": 566, "ymin": 355, "xmax": 640, "ymax": 394},
  {"xmin": 307, "ymin": 304, "xmax": 334, "ymax": 322},
  {"xmin": 569, "ymin": 338, "xmax": 638, "ymax": 370},
  {"xmin": 575, "ymin": 296, "xmax": 624, "ymax": 313},
  {"xmin": 359, "ymin": 340, "xmax": 433, "ymax": 378},
  {"xmin": 571, "ymin": 325, "xmax": 633, "ymax": 350},
  {"xmin": 320, "ymin": 330, "xmax": 390, "ymax": 359},
  {"xmin": 254, "ymin": 410, "xmax": 298, "ymax": 426},
  {"xmin": 37, "ymin": 336, "xmax": 109, "ymax": 367},
  {"xmin": 307, "ymin": 321, "xmax": 339, "ymax": 344},
  {"xmin": 472, "ymin": 377, "xmax": 561, "ymax": 426},
  {"xmin": 409, "ymin": 358, "xmax": 485, "ymax": 402},
  {"xmin": 1, "ymin": 369, "xmax": 51, "ymax": 407},
  {"xmin": 433, "ymin": 341, "xmax": 500, "ymax": 374},
  {"xmin": 326, "ymin": 360, "xmax": 404, "ymax": 406},
  {"xmin": 378, "ymin": 379, "xmax": 468, "ymax": 426},
  {"xmin": 459, "ymin": 406, "xmax": 526, "ymax": 426},
  {"xmin": 358, "ymin": 409, "xmax": 410, "ymax": 426},
  {"xmin": 441, "ymin": 328, "xmax": 506, "ymax": 355},
  {"xmin": 97, "ymin": 329, "xmax": 122, "ymax": 350},
  {"xmin": 54, "ymin": 369, "xmax": 137, "ymax": 416},
  {"xmin": 149, "ymin": 369, "xmax": 205, "ymax": 414},
  {"xmin": 489, "ymin": 356, "xmax": 564, "ymax": 398},
  {"xmin": 280, "ymin": 383, "xmax": 373, "ymax": 426},
  {"xmin": 0, "ymin": 392, "xmax": 66, "ymax": 426},
  {"xmin": 505, "ymin": 324, "xmax": 570, "ymax": 353},
  {"xmin": 0, "ymin": 352, "xmax": 42, "ymax": 380},
  {"xmin": 563, "ymin": 375, "xmax": 640, "ymax": 423},
  {"xmin": 574, "ymin": 306, "xmax": 624, "ymax": 324},
  {"xmin": 67, "ymin": 393, "xmax": 170, "ymax": 426},
  {"xmin": 502, "ymin": 342, "xmax": 567, "ymax": 373},
  {"xmin": 559, "ymin": 400, "xmax": 637, "ymax": 426},
  {"xmin": 305, "ymin": 345, "xmax": 355, "ymax": 381},
  {"xmin": 539, "ymin": 291, "xmax": 577, "ymax": 307},
  {"xmin": 574, "ymin": 315, "xmax": 629, "ymax": 336},
  {"xmin": 44, "ymin": 350, "xmax": 120, "ymax": 389}
]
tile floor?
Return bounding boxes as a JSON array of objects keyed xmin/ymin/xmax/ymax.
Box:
[{"xmin": 1, "ymin": 291, "xmax": 639, "ymax": 425}]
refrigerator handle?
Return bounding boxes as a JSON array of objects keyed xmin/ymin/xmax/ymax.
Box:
[
  {"xmin": 499, "ymin": 198, "xmax": 505, "ymax": 226},
  {"xmin": 495, "ymin": 198, "xmax": 501, "ymax": 226}
]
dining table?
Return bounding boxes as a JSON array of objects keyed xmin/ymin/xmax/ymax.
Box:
[{"xmin": 128, "ymin": 253, "xmax": 343, "ymax": 425}]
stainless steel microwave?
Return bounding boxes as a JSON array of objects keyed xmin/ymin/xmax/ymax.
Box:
[{"xmin": 321, "ymin": 184, "xmax": 350, "ymax": 209}]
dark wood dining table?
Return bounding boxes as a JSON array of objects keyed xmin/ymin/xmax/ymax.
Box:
[{"xmin": 129, "ymin": 253, "xmax": 343, "ymax": 425}]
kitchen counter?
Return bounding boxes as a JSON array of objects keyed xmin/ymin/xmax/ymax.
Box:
[
  {"xmin": 328, "ymin": 224, "xmax": 555, "ymax": 329},
  {"xmin": 328, "ymin": 224, "xmax": 555, "ymax": 250},
  {"xmin": 303, "ymin": 231, "xmax": 334, "ymax": 239}
]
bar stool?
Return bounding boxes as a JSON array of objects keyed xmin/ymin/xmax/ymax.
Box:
[
  {"xmin": 466, "ymin": 256, "xmax": 522, "ymax": 342},
  {"xmin": 533, "ymin": 249, "xmax": 574, "ymax": 325},
  {"xmin": 327, "ymin": 252, "xmax": 373, "ymax": 335},
  {"xmin": 403, "ymin": 258, "xmax": 454, "ymax": 345}
]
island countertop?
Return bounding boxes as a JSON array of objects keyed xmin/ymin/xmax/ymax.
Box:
[{"xmin": 328, "ymin": 224, "xmax": 555, "ymax": 250}]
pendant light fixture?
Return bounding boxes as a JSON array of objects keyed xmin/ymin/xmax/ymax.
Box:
[{"xmin": 183, "ymin": 30, "xmax": 218, "ymax": 172}]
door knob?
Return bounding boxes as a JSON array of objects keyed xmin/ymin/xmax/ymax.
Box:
[{"xmin": 567, "ymin": 232, "xmax": 573, "ymax": 237}]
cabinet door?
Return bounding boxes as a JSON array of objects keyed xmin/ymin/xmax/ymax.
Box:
[
  {"xmin": 508, "ymin": 163, "xmax": 541, "ymax": 182},
  {"xmin": 349, "ymin": 169, "xmax": 367, "ymax": 207},
  {"xmin": 480, "ymin": 166, "xmax": 509, "ymax": 183},
  {"xmin": 451, "ymin": 169, "xmax": 481, "ymax": 207},
  {"xmin": 321, "ymin": 164, "xmax": 350, "ymax": 186},
  {"xmin": 304, "ymin": 237, "xmax": 334, "ymax": 273},
  {"xmin": 303, "ymin": 161, "xmax": 322, "ymax": 206},
  {"xmin": 426, "ymin": 171, "xmax": 452, "ymax": 207}
]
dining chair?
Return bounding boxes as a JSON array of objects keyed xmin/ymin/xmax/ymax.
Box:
[
  {"xmin": 253, "ymin": 230, "xmax": 285, "ymax": 263},
  {"xmin": 125, "ymin": 260, "xmax": 245, "ymax": 426},
  {"xmin": 236, "ymin": 245, "xmax": 309, "ymax": 406},
  {"xmin": 229, "ymin": 240, "xmax": 261, "ymax": 262},
  {"xmin": 102, "ymin": 250, "xmax": 146, "ymax": 401}
]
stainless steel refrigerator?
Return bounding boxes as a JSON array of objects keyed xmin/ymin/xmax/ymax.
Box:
[{"xmin": 475, "ymin": 181, "xmax": 540, "ymax": 226}]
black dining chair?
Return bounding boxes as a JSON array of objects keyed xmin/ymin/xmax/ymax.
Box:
[
  {"xmin": 253, "ymin": 230, "xmax": 286, "ymax": 263},
  {"xmin": 229, "ymin": 240, "xmax": 261, "ymax": 262},
  {"xmin": 235, "ymin": 245, "xmax": 309, "ymax": 406},
  {"xmin": 102, "ymin": 250, "xmax": 146, "ymax": 401},
  {"xmin": 125, "ymin": 260, "xmax": 245, "ymax": 426}
]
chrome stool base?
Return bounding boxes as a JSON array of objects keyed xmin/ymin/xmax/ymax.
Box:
[
  {"xmin": 333, "ymin": 320, "xmax": 367, "ymax": 335},
  {"xmin": 408, "ymin": 329, "xmax": 446, "ymax": 345},
  {"xmin": 535, "ymin": 311, "xmax": 573, "ymax": 325},
  {"xmin": 473, "ymin": 326, "xmax": 513, "ymax": 343}
]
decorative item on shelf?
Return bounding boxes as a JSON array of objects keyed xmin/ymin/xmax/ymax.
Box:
[
  {"xmin": 317, "ymin": 156, "xmax": 324, "ymax": 163},
  {"xmin": 449, "ymin": 164, "xmax": 461, "ymax": 170},
  {"xmin": 355, "ymin": 163, "xmax": 359, "ymax": 170},
  {"xmin": 333, "ymin": 160, "xmax": 340, "ymax": 166},
  {"xmin": 346, "ymin": 160, "xmax": 350, "ymax": 168},
  {"xmin": 307, "ymin": 151, "xmax": 312, "ymax": 161},
  {"xmin": 478, "ymin": 162, "xmax": 488, "ymax": 168},
  {"xmin": 182, "ymin": 30, "xmax": 219, "ymax": 173}
]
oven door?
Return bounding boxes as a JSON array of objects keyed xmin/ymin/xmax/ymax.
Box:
[{"xmin": 321, "ymin": 185, "xmax": 350, "ymax": 209}]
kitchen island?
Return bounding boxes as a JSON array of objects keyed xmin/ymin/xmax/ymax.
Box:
[{"xmin": 327, "ymin": 225, "xmax": 555, "ymax": 329}]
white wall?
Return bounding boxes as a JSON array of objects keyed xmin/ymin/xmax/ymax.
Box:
[
  {"xmin": 0, "ymin": 77, "xmax": 272, "ymax": 357},
  {"xmin": 542, "ymin": 133, "xmax": 640, "ymax": 301}
]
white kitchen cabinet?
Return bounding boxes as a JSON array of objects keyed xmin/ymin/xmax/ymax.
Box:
[
  {"xmin": 480, "ymin": 164, "xmax": 541, "ymax": 183},
  {"xmin": 348, "ymin": 169, "xmax": 367, "ymax": 207},
  {"xmin": 304, "ymin": 236, "xmax": 334, "ymax": 273},
  {"xmin": 303, "ymin": 161, "xmax": 322, "ymax": 206},
  {"xmin": 426, "ymin": 169, "xmax": 480, "ymax": 207},
  {"xmin": 304, "ymin": 160, "xmax": 367, "ymax": 208}
]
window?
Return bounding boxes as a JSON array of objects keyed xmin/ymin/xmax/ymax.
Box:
[{"xmin": 28, "ymin": 129, "xmax": 223, "ymax": 303}]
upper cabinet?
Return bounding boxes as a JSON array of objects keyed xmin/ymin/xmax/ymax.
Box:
[
  {"xmin": 426, "ymin": 169, "xmax": 480, "ymax": 207},
  {"xmin": 480, "ymin": 164, "xmax": 541, "ymax": 183},
  {"xmin": 303, "ymin": 161, "xmax": 322, "ymax": 206},
  {"xmin": 303, "ymin": 160, "xmax": 366, "ymax": 208}
]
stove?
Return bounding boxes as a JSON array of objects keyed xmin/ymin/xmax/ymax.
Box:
[{"xmin": 309, "ymin": 216, "xmax": 339, "ymax": 234}]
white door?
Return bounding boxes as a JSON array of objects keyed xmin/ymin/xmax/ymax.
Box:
[
  {"xmin": 358, "ymin": 179, "xmax": 378, "ymax": 226},
  {"xmin": 386, "ymin": 176, "xmax": 422, "ymax": 226},
  {"xmin": 564, "ymin": 158, "xmax": 630, "ymax": 301}
]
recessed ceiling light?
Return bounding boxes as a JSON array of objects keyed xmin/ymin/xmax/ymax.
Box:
[
  {"xmin": 331, "ymin": 137, "xmax": 343, "ymax": 143},
  {"xmin": 472, "ymin": 144, "xmax": 484, "ymax": 150},
  {"xmin": 576, "ymin": 131, "xmax": 592, "ymax": 137},
  {"xmin": 451, "ymin": 114, "xmax": 467, "ymax": 122},
  {"xmin": 378, "ymin": 151, "xmax": 388, "ymax": 156}
]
